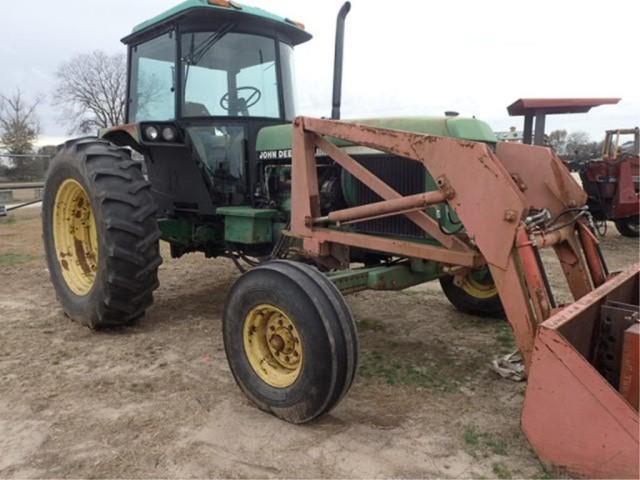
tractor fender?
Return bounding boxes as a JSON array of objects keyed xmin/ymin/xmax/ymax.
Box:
[{"xmin": 99, "ymin": 123, "xmax": 143, "ymax": 151}]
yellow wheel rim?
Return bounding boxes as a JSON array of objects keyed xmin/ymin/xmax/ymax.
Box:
[
  {"xmin": 243, "ymin": 304, "xmax": 303, "ymax": 388},
  {"xmin": 461, "ymin": 271, "xmax": 498, "ymax": 300},
  {"xmin": 53, "ymin": 179, "xmax": 99, "ymax": 296}
]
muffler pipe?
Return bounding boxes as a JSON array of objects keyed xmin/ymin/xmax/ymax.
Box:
[{"xmin": 331, "ymin": 2, "xmax": 351, "ymax": 120}]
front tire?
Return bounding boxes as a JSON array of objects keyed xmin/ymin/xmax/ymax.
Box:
[
  {"xmin": 223, "ymin": 260, "xmax": 358, "ymax": 424},
  {"xmin": 615, "ymin": 216, "xmax": 639, "ymax": 238},
  {"xmin": 43, "ymin": 138, "xmax": 162, "ymax": 329},
  {"xmin": 440, "ymin": 268, "xmax": 504, "ymax": 318}
]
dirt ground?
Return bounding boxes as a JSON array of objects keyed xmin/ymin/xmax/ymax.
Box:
[{"xmin": 0, "ymin": 207, "xmax": 638, "ymax": 479}]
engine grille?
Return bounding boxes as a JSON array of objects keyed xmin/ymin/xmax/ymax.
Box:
[{"xmin": 347, "ymin": 155, "xmax": 425, "ymax": 238}]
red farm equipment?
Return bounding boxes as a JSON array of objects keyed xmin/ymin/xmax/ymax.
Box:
[{"xmin": 574, "ymin": 128, "xmax": 640, "ymax": 237}]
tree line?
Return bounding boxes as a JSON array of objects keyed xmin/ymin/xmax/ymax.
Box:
[
  {"xmin": 547, "ymin": 129, "xmax": 603, "ymax": 163},
  {"xmin": 0, "ymin": 51, "xmax": 125, "ymax": 181}
]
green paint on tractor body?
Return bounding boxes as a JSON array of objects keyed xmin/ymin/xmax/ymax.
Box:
[
  {"xmin": 328, "ymin": 260, "xmax": 442, "ymax": 294},
  {"xmin": 128, "ymin": 0, "xmax": 310, "ymax": 44},
  {"xmin": 159, "ymin": 218, "xmax": 226, "ymax": 258},
  {"xmin": 216, "ymin": 206, "xmax": 280, "ymax": 244},
  {"xmin": 256, "ymin": 116, "xmax": 497, "ymax": 152}
]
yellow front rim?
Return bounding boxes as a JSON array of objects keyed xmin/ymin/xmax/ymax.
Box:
[
  {"xmin": 243, "ymin": 304, "xmax": 303, "ymax": 388},
  {"xmin": 461, "ymin": 272, "xmax": 498, "ymax": 300},
  {"xmin": 53, "ymin": 179, "xmax": 99, "ymax": 296}
]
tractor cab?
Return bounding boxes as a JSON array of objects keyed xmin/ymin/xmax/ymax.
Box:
[
  {"xmin": 119, "ymin": 0, "xmax": 310, "ymax": 212},
  {"xmin": 107, "ymin": 0, "xmax": 497, "ymax": 253},
  {"xmin": 603, "ymin": 128, "xmax": 640, "ymax": 160}
]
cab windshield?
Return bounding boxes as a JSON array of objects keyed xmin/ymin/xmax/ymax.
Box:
[{"xmin": 182, "ymin": 30, "xmax": 287, "ymax": 119}]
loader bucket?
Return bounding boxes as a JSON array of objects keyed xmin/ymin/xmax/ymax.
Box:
[{"xmin": 522, "ymin": 264, "xmax": 640, "ymax": 479}]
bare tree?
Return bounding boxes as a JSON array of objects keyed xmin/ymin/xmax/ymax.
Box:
[
  {"xmin": 565, "ymin": 131, "xmax": 602, "ymax": 162},
  {"xmin": 548, "ymin": 129, "xmax": 568, "ymax": 155},
  {"xmin": 0, "ymin": 89, "xmax": 40, "ymax": 155},
  {"xmin": 54, "ymin": 50, "xmax": 127, "ymax": 134}
]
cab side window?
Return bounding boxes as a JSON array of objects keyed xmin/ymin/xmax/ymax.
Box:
[{"xmin": 129, "ymin": 32, "xmax": 176, "ymax": 122}]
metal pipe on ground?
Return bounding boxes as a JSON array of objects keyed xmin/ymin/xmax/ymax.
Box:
[
  {"xmin": 6, "ymin": 200, "xmax": 43, "ymax": 212},
  {"xmin": 0, "ymin": 182, "xmax": 45, "ymax": 191}
]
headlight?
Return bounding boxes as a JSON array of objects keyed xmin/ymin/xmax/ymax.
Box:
[
  {"xmin": 144, "ymin": 126, "xmax": 159, "ymax": 141},
  {"xmin": 162, "ymin": 126, "xmax": 177, "ymax": 142}
]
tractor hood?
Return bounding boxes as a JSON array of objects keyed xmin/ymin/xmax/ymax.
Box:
[{"xmin": 256, "ymin": 117, "xmax": 497, "ymax": 157}]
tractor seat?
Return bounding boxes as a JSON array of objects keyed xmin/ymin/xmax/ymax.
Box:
[{"xmin": 184, "ymin": 102, "xmax": 211, "ymax": 117}]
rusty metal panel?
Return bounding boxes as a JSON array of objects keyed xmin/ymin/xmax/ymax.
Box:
[
  {"xmin": 546, "ymin": 264, "xmax": 639, "ymax": 358},
  {"xmin": 553, "ymin": 236, "xmax": 593, "ymax": 301},
  {"xmin": 523, "ymin": 328, "xmax": 639, "ymax": 479},
  {"xmin": 488, "ymin": 255, "xmax": 538, "ymax": 368},
  {"xmin": 495, "ymin": 142, "xmax": 587, "ymax": 216},
  {"xmin": 620, "ymin": 323, "xmax": 639, "ymax": 410},
  {"xmin": 516, "ymin": 227, "xmax": 554, "ymax": 323},
  {"xmin": 595, "ymin": 303, "xmax": 639, "ymax": 388},
  {"xmin": 577, "ymin": 222, "xmax": 608, "ymax": 288},
  {"xmin": 291, "ymin": 119, "xmax": 321, "ymax": 236},
  {"xmin": 305, "ymin": 228, "xmax": 479, "ymax": 267}
]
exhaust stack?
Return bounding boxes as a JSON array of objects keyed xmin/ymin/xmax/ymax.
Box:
[{"xmin": 331, "ymin": 2, "xmax": 351, "ymax": 120}]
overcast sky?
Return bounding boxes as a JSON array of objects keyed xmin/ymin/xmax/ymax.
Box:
[{"xmin": 2, "ymin": 0, "xmax": 638, "ymax": 146}]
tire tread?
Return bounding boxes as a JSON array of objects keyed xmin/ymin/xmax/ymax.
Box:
[{"xmin": 43, "ymin": 138, "xmax": 161, "ymax": 329}]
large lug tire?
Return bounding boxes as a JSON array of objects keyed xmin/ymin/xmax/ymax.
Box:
[
  {"xmin": 223, "ymin": 260, "xmax": 358, "ymax": 424},
  {"xmin": 42, "ymin": 138, "xmax": 162, "ymax": 329},
  {"xmin": 614, "ymin": 216, "xmax": 640, "ymax": 238},
  {"xmin": 440, "ymin": 268, "xmax": 505, "ymax": 319}
]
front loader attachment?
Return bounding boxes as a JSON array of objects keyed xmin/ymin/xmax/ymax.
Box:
[
  {"xmin": 523, "ymin": 265, "xmax": 639, "ymax": 479},
  {"xmin": 289, "ymin": 117, "xmax": 640, "ymax": 478}
]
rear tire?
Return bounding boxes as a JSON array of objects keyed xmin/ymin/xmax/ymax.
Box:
[
  {"xmin": 223, "ymin": 260, "xmax": 358, "ymax": 424},
  {"xmin": 440, "ymin": 268, "xmax": 504, "ymax": 318},
  {"xmin": 43, "ymin": 138, "xmax": 162, "ymax": 329},
  {"xmin": 614, "ymin": 216, "xmax": 639, "ymax": 238}
]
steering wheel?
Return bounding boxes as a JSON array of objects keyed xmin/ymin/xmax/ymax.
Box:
[{"xmin": 220, "ymin": 87, "xmax": 262, "ymax": 113}]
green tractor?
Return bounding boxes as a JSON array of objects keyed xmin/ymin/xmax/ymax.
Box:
[{"xmin": 43, "ymin": 0, "xmax": 502, "ymax": 423}]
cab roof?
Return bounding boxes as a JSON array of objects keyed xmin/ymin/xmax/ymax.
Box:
[{"xmin": 123, "ymin": 0, "xmax": 312, "ymax": 45}]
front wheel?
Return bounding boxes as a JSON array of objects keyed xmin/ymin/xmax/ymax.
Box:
[
  {"xmin": 223, "ymin": 260, "xmax": 358, "ymax": 424},
  {"xmin": 440, "ymin": 268, "xmax": 504, "ymax": 318},
  {"xmin": 615, "ymin": 216, "xmax": 640, "ymax": 238}
]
